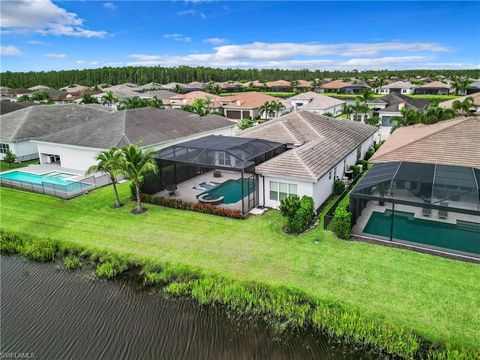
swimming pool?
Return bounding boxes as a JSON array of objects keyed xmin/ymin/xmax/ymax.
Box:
[
  {"xmin": 363, "ymin": 210, "xmax": 480, "ymax": 255},
  {"xmin": 0, "ymin": 171, "xmax": 91, "ymax": 192},
  {"xmin": 198, "ymin": 179, "xmax": 254, "ymax": 204}
]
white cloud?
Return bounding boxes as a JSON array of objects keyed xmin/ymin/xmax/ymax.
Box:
[
  {"xmin": 46, "ymin": 53, "xmax": 66, "ymax": 58},
  {"xmin": 177, "ymin": 9, "xmax": 206, "ymax": 19},
  {"xmin": 163, "ymin": 33, "xmax": 192, "ymax": 43},
  {"xmin": 105, "ymin": 62, "xmax": 123, "ymax": 67},
  {"xmin": 27, "ymin": 40, "xmax": 45, "ymax": 45},
  {"xmin": 90, "ymin": 61, "xmax": 100, "ymax": 65},
  {"xmin": 204, "ymin": 37, "xmax": 228, "ymax": 45},
  {"xmin": 75, "ymin": 60, "xmax": 85, "ymax": 64},
  {"xmin": 0, "ymin": 45, "xmax": 22, "ymax": 56},
  {"xmin": 103, "ymin": 2, "xmax": 117, "ymax": 10},
  {"xmin": 129, "ymin": 54, "xmax": 161, "ymax": 61},
  {"xmin": 1, "ymin": 0, "xmax": 107, "ymax": 38}
]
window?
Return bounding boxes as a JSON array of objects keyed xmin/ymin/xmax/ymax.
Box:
[
  {"xmin": 269, "ymin": 181, "xmax": 297, "ymax": 201},
  {"xmin": 356, "ymin": 146, "xmax": 362, "ymax": 161},
  {"xmin": 0, "ymin": 143, "xmax": 10, "ymax": 154},
  {"xmin": 328, "ymin": 171, "xmax": 332, "ymax": 180}
]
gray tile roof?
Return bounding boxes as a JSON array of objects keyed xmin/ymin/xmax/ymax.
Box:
[
  {"xmin": 0, "ymin": 104, "xmax": 111, "ymax": 142},
  {"xmin": 378, "ymin": 93, "xmax": 429, "ymax": 113},
  {"xmin": 287, "ymin": 92, "xmax": 345, "ymax": 110},
  {"xmin": 37, "ymin": 108, "xmax": 235, "ymax": 149},
  {"xmin": 240, "ymin": 111, "xmax": 377, "ymax": 181},
  {"xmin": 0, "ymin": 100, "xmax": 36, "ymax": 115}
]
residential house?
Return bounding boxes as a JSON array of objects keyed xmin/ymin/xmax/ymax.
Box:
[
  {"xmin": 467, "ymin": 81, "xmax": 480, "ymax": 95},
  {"xmin": 239, "ymin": 111, "xmax": 376, "ymax": 209},
  {"xmin": 0, "ymin": 104, "xmax": 111, "ymax": 161},
  {"xmin": 266, "ymin": 80, "xmax": 292, "ymax": 92},
  {"xmin": 216, "ymin": 81, "xmax": 243, "ymax": 92},
  {"xmin": 376, "ymin": 81, "xmax": 416, "ymax": 95},
  {"xmin": 161, "ymin": 82, "xmax": 187, "ymax": 92},
  {"xmin": 164, "ymin": 91, "xmax": 224, "ymax": 112},
  {"xmin": 297, "ymin": 80, "xmax": 312, "ymax": 90},
  {"xmin": 0, "ymin": 87, "xmax": 16, "ymax": 101},
  {"xmin": 287, "ymin": 92, "xmax": 345, "ymax": 115},
  {"xmin": 221, "ymin": 92, "xmax": 288, "ymax": 120},
  {"xmin": 0, "ymin": 100, "xmax": 35, "ymax": 115},
  {"xmin": 321, "ymin": 80, "xmax": 353, "ymax": 93},
  {"xmin": 414, "ymin": 81, "xmax": 451, "ymax": 95},
  {"xmin": 350, "ymin": 117, "xmax": 480, "ymax": 259},
  {"xmin": 184, "ymin": 82, "xmax": 208, "ymax": 92},
  {"xmin": 28, "ymin": 85, "xmax": 50, "ymax": 91},
  {"xmin": 33, "ymin": 108, "xmax": 236, "ymax": 172},
  {"xmin": 139, "ymin": 90, "xmax": 176, "ymax": 100},
  {"xmin": 439, "ymin": 92, "xmax": 480, "ymax": 115}
]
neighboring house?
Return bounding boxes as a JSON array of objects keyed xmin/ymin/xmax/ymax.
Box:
[
  {"xmin": 161, "ymin": 82, "xmax": 187, "ymax": 92},
  {"xmin": 61, "ymin": 84, "xmax": 92, "ymax": 93},
  {"xmin": 139, "ymin": 90, "xmax": 176, "ymax": 100},
  {"xmin": 14, "ymin": 88, "xmax": 32, "ymax": 101},
  {"xmin": 297, "ymin": 80, "xmax": 312, "ymax": 90},
  {"xmin": 350, "ymin": 117, "xmax": 480, "ymax": 258},
  {"xmin": 376, "ymin": 81, "xmax": 416, "ymax": 95},
  {"xmin": 216, "ymin": 81, "xmax": 243, "ymax": 92},
  {"xmin": 266, "ymin": 80, "xmax": 292, "ymax": 92},
  {"xmin": 221, "ymin": 92, "xmax": 288, "ymax": 120},
  {"xmin": 467, "ymin": 81, "xmax": 480, "ymax": 95},
  {"xmin": 131, "ymin": 82, "xmax": 163, "ymax": 92},
  {"xmin": 241, "ymin": 80, "xmax": 265, "ymax": 90},
  {"xmin": 0, "ymin": 100, "xmax": 36, "ymax": 115},
  {"xmin": 439, "ymin": 92, "xmax": 480, "ymax": 115},
  {"xmin": 184, "ymin": 82, "xmax": 208, "ymax": 92},
  {"xmin": 321, "ymin": 80, "xmax": 353, "ymax": 93},
  {"xmin": 28, "ymin": 85, "xmax": 50, "ymax": 91},
  {"xmin": 0, "ymin": 104, "xmax": 111, "ymax": 161},
  {"xmin": 287, "ymin": 92, "xmax": 345, "ymax": 115},
  {"xmin": 164, "ymin": 91, "xmax": 224, "ymax": 111},
  {"xmin": 0, "ymin": 87, "xmax": 16, "ymax": 101},
  {"xmin": 414, "ymin": 81, "xmax": 451, "ymax": 95},
  {"xmin": 239, "ymin": 111, "xmax": 376, "ymax": 209},
  {"xmin": 33, "ymin": 108, "xmax": 236, "ymax": 172}
]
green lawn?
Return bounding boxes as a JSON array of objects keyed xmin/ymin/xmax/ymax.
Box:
[
  {"xmin": 1, "ymin": 184, "xmax": 479, "ymax": 352},
  {"xmin": 0, "ymin": 159, "xmax": 39, "ymax": 172}
]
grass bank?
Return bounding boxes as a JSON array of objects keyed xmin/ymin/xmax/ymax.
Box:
[{"xmin": 0, "ymin": 185, "xmax": 479, "ymax": 358}]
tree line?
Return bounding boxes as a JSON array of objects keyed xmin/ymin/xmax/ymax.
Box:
[{"xmin": 1, "ymin": 66, "xmax": 479, "ymax": 89}]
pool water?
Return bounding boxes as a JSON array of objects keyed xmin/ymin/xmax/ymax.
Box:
[
  {"xmin": 363, "ymin": 211, "xmax": 480, "ymax": 255},
  {"xmin": 198, "ymin": 179, "xmax": 254, "ymax": 204},
  {"xmin": 0, "ymin": 171, "xmax": 91, "ymax": 192}
]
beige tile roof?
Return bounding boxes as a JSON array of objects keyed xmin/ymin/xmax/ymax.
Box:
[
  {"xmin": 298, "ymin": 80, "xmax": 312, "ymax": 87},
  {"xmin": 165, "ymin": 91, "xmax": 224, "ymax": 108},
  {"xmin": 288, "ymin": 92, "xmax": 345, "ymax": 110},
  {"xmin": 381, "ymin": 81, "xmax": 415, "ymax": 89},
  {"xmin": 370, "ymin": 117, "xmax": 480, "ymax": 168},
  {"xmin": 439, "ymin": 93, "xmax": 480, "ymax": 109},
  {"xmin": 240, "ymin": 111, "xmax": 377, "ymax": 181},
  {"xmin": 267, "ymin": 80, "xmax": 291, "ymax": 87},
  {"xmin": 322, "ymin": 80, "xmax": 353, "ymax": 90},
  {"xmin": 417, "ymin": 81, "xmax": 451, "ymax": 89},
  {"xmin": 221, "ymin": 91, "xmax": 283, "ymax": 109}
]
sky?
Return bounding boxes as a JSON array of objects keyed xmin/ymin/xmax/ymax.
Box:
[{"xmin": 1, "ymin": 0, "xmax": 479, "ymax": 72}]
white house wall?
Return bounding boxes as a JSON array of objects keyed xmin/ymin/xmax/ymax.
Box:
[{"xmin": 12, "ymin": 141, "xmax": 39, "ymax": 160}]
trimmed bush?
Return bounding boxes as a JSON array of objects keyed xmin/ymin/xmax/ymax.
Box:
[
  {"xmin": 280, "ymin": 195, "xmax": 314, "ymax": 234},
  {"xmin": 349, "ymin": 165, "xmax": 361, "ymax": 178},
  {"xmin": 356, "ymin": 159, "xmax": 368, "ymax": 169},
  {"xmin": 364, "ymin": 149, "xmax": 374, "ymax": 161},
  {"xmin": 332, "ymin": 196, "xmax": 352, "ymax": 239},
  {"xmin": 333, "ymin": 179, "xmax": 346, "ymax": 195},
  {"xmin": 139, "ymin": 193, "xmax": 243, "ymax": 219}
]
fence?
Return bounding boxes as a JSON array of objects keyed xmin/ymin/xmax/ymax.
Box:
[
  {"xmin": 0, "ymin": 174, "xmax": 111, "ymax": 199},
  {"xmin": 323, "ymin": 173, "xmax": 362, "ymax": 229}
]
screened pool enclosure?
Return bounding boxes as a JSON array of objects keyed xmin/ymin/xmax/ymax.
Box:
[
  {"xmin": 350, "ymin": 161, "xmax": 480, "ymax": 258},
  {"xmin": 143, "ymin": 135, "xmax": 286, "ymax": 214}
]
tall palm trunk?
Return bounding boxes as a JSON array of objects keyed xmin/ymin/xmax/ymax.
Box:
[
  {"xmin": 110, "ymin": 174, "xmax": 122, "ymax": 208},
  {"xmin": 134, "ymin": 179, "xmax": 142, "ymax": 212}
]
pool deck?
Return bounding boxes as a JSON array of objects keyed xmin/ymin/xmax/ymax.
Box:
[
  {"xmin": 155, "ymin": 170, "xmax": 250, "ymax": 212},
  {"xmin": 1, "ymin": 163, "xmax": 88, "ymax": 181}
]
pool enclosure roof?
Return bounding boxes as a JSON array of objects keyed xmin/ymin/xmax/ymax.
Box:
[
  {"xmin": 352, "ymin": 161, "xmax": 480, "ymax": 214},
  {"xmin": 156, "ymin": 135, "xmax": 286, "ymax": 171}
]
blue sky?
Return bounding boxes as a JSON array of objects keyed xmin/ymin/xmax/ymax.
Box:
[{"xmin": 1, "ymin": 1, "xmax": 479, "ymax": 72}]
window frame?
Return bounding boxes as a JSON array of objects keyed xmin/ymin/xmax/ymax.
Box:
[{"xmin": 269, "ymin": 180, "xmax": 298, "ymax": 202}]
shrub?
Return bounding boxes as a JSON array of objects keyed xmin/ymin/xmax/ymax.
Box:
[
  {"xmin": 237, "ymin": 118, "xmax": 254, "ymax": 130},
  {"xmin": 356, "ymin": 159, "xmax": 368, "ymax": 169},
  {"xmin": 64, "ymin": 255, "xmax": 82, "ymax": 271},
  {"xmin": 139, "ymin": 194, "xmax": 243, "ymax": 219},
  {"xmin": 96, "ymin": 256, "xmax": 128, "ymax": 279},
  {"xmin": 279, "ymin": 195, "xmax": 300, "ymax": 219},
  {"xmin": 349, "ymin": 165, "xmax": 361, "ymax": 178},
  {"xmin": 333, "ymin": 179, "xmax": 346, "ymax": 195},
  {"xmin": 364, "ymin": 149, "xmax": 374, "ymax": 161},
  {"xmin": 332, "ymin": 196, "xmax": 352, "ymax": 239},
  {"xmin": 0, "ymin": 230, "xmax": 24, "ymax": 254},
  {"xmin": 20, "ymin": 237, "xmax": 57, "ymax": 262},
  {"xmin": 289, "ymin": 196, "xmax": 315, "ymax": 234}
]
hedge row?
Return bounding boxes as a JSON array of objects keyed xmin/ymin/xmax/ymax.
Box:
[
  {"xmin": 139, "ymin": 193, "xmax": 243, "ymax": 219},
  {"xmin": 332, "ymin": 196, "xmax": 352, "ymax": 239},
  {"xmin": 1, "ymin": 229, "xmax": 477, "ymax": 359}
]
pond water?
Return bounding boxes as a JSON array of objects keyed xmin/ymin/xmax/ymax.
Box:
[{"xmin": 0, "ymin": 256, "xmax": 370, "ymax": 360}]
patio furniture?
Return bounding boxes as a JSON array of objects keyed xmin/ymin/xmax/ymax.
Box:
[
  {"xmin": 438, "ymin": 202, "xmax": 448, "ymax": 219},
  {"xmin": 193, "ymin": 181, "xmax": 206, "ymax": 191},
  {"xmin": 165, "ymin": 184, "xmax": 177, "ymax": 196},
  {"xmin": 213, "ymin": 170, "xmax": 222, "ymax": 178},
  {"xmin": 422, "ymin": 207, "xmax": 432, "ymax": 217}
]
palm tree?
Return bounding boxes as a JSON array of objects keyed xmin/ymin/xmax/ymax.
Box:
[
  {"xmin": 311, "ymin": 79, "xmax": 322, "ymax": 92},
  {"xmin": 422, "ymin": 105, "xmax": 457, "ymax": 125},
  {"xmin": 173, "ymin": 84, "xmax": 184, "ymax": 94},
  {"xmin": 86, "ymin": 148, "xmax": 125, "ymax": 208},
  {"xmin": 259, "ymin": 101, "xmax": 273, "ymax": 119},
  {"xmin": 269, "ymin": 100, "xmax": 286, "ymax": 118},
  {"xmin": 358, "ymin": 88, "xmax": 375, "ymax": 104},
  {"xmin": 261, "ymin": 80, "xmax": 268, "ymax": 92},
  {"xmin": 118, "ymin": 97, "xmax": 143, "ymax": 110},
  {"xmin": 451, "ymin": 76, "xmax": 470, "ymax": 95},
  {"xmin": 341, "ymin": 103, "xmax": 352, "ymax": 118},
  {"xmin": 81, "ymin": 93, "xmax": 99, "ymax": 104},
  {"xmin": 349, "ymin": 99, "xmax": 370, "ymax": 122},
  {"xmin": 452, "ymin": 97, "xmax": 474, "ymax": 116},
  {"xmin": 120, "ymin": 144, "xmax": 158, "ymax": 214},
  {"xmin": 101, "ymin": 91, "xmax": 119, "ymax": 107},
  {"xmin": 289, "ymin": 80, "xmax": 300, "ymax": 92},
  {"xmin": 206, "ymin": 82, "xmax": 222, "ymax": 95}
]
